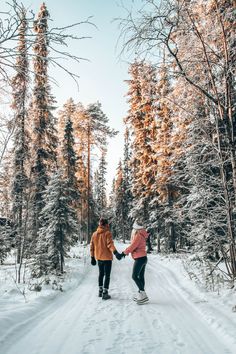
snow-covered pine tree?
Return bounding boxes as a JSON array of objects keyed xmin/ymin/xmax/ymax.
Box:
[
  {"xmin": 30, "ymin": 3, "xmax": 58, "ymax": 241},
  {"xmin": 153, "ymin": 64, "xmax": 177, "ymax": 252},
  {"xmin": 34, "ymin": 170, "xmax": 79, "ymax": 277},
  {"xmin": 0, "ymin": 219, "xmax": 12, "ymax": 264},
  {"xmin": 164, "ymin": 0, "xmax": 236, "ymax": 265},
  {"xmin": 70, "ymin": 103, "xmax": 88, "ymax": 241},
  {"xmin": 122, "ymin": 128, "xmax": 133, "ymax": 239},
  {"xmin": 165, "ymin": 75, "xmax": 192, "ymax": 251},
  {"xmin": 0, "ymin": 156, "xmax": 13, "ymax": 219},
  {"xmin": 33, "ymin": 4, "xmax": 58, "ymax": 171},
  {"xmin": 183, "ymin": 107, "xmax": 226, "ymax": 261},
  {"xmin": 60, "ymin": 99, "xmax": 79, "ymax": 207},
  {"xmin": 107, "ymin": 179, "xmax": 117, "ymax": 238},
  {"xmin": 75, "ymin": 101, "xmax": 117, "ymax": 242},
  {"xmin": 125, "ymin": 61, "xmax": 158, "ymax": 226},
  {"xmin": 124, "ymin": 61, "xmax": 144, "ymax": 220},
  {"xmin": 94, "ymin": 150, "xmax": 107, "ymax": 217},
  {"xmin": 93, "ymin": 169, "xmax": 100, "ymax": 214},
  {"xmin": 120, "ymin": 0, "xmax": 236, "ymax": 273},
  {"xmin": 168, "ymin": 78, "xmax": 227, "ymax": 260},
  {"xmin": 113, "ymin": 160, "xmax": 126, "ymax": 242},
  {"xmin": 112, "ymin": 129, "xmax": 133, "ymax": 242},
  {"xmin": 11, "ymin": 7, "xmax": 29, "ymax": 271},
  {"xmin": 58, "ymin": 98, "xmax": 76, "ymax": 163}
]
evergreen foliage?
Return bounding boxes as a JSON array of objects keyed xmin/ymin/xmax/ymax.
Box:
[
  {"xmin": 112, "ymin": 130, "xmax": 133, "ymax": 242},
  {"xmin": 30, "ymin": 3, "xmax": 58, "ymax": 240},
  {"xmin": 94, "ymin": 150, "xmax": 107, "ymax": 217},
  {"xmin": 74, "ymin": 101, "xmax": 117, "ymax": 241},
  {"xmin": 33, "ymin": 170, "xmax": 79, "ymax": 277},
  {"xmin": 60, "ymin": 100, "xmax": 79, "ymax": 206},
  {"xmin": 0, "ymin": 221, "xmax": 12, "ymax": 263},
  {"xmin": 119, "ymin": 0, "xmax": 236, "ymax": 277},
  {"xmin": 11, "ymin": 6, "xmax": 29, "ymax": 267}
]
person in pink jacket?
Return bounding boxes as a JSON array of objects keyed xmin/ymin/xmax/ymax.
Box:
[{"xmin": 122, "ymin": 220, "xmax": 149, "ymax": 304}]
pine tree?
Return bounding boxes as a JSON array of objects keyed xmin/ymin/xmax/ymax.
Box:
[
  {"xmin": 169, "ymin": 79, "xmax": 227, "ymax": 259},
  {"xmin": 70, "ymin": 103, "xmax": 88, "ymax": 242},
  {"xmin": 121, "ymin": 0, "xmax": 236, "ymax": 273},
  {"xmin": 113, "ymin": 128, "xmax": 133, "ymax": 242},
  {"xmin": 11, "ymin": 7, "xmax": 29, "ymax": 271},
  {"xmin": 112, "ymin": 133, "xmax": 133, "ymax": 243},
  {"xmin": 76, "ymin": 101, "xmax": 117, "ymax": 242},
  {"xmin": 121, "ymin": 128, "xmax": 133, "ymax": 239},
  {"xmin": 183, "ymin": 104, "xmax": 225, "ymax": 260},
  {"xmin": 0, "ymin": 156, "xmax": 13, "ymax": 219},
  {"xmin": 125, "ymin": 61, "xmax": 158, "ymax": 224},
  {"xmin": 30, "ymin": 3, "xmax": 58, "ymax": 240},
  {"xmin": 154, "ymin": 65, "xmax": 176, "ymax": 251},
  {"xmin": 114, "ymin": 160, "xmax": 126, "ymax": 241},
  {"xmin": 0, "ymin": 220, "xmax": 11, "ymax": 264},
  {"xmin": 95, "ymin": 150, "xmax": 107, "ymax": 217},
  {"xmin": 107, "ymin": 179, "xmax": 117, "ymax": 239},
  {"xmin": 93, "ymin": 169, "xmax": 100, "ymax": 214},
  {"xmin": 58, "ymin": 98, "xmax": 76, "ymax": 163},
  {"xmin": 34, "ymin": 170, "xmax": 79, "ymax": 276},
  {"xmin": 60, "ymin": 99, "xmax": 79, "ymax": 206}
]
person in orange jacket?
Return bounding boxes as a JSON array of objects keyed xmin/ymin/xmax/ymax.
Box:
[{"xmin": 90, "ymin": 218, "xmax": 122, "ymax": 300}]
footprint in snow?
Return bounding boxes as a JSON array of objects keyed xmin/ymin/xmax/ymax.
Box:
[
  {"xmin": 105, "ymin": 346, "xmax": 125, "ymax": 354},
  {"xmin": 142, "ymin": 343, "xmax": 162, "ymax": 354},
  {"xmin": 168, "ymin": 325, "xmax": 185, "ymax": 349},
  {"xmin": 95, "ymin": 327, "xmax": 102, "ymax": 336},
  {"xmin": 109, "ymin": 320, "xmax": 118, "ymax": 330}
]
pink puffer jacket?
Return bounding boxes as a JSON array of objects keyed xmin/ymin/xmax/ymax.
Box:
[{"xmin": 124, "ymin": 229, "xmax": 148, "ymax": 259}]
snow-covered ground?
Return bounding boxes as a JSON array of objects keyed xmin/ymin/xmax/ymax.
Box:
[{"xmin": 0, "ymin": 244, "xmax": 236, "ymax": 354}]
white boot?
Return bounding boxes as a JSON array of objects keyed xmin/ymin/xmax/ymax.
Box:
[
  {"xmin": 133, "ymin": 290, "xmax": 140, "ymax": 302},
  {"xmin": 136, "ymin": 290, "xmax": 149, "ymax": 304}
]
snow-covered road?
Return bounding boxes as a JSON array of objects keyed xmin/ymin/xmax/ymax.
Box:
[{"xmin": 1, "ymin": 254, "xmax": 236, "ymax": 354}]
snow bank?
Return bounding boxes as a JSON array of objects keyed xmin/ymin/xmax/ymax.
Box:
[
  {"xmin": 0, "ymin": 243, "xmax": 90, "ymax": 342},
  {"xmin": 153, "ymin": 253, "xmax": 236, "ymax": 348}
]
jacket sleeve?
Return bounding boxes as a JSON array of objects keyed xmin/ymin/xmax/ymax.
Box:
[
  {"xmin": 124, "ymin": 233, "xmax": 141, "ymax": 255},
  {"xmin": 90, "ymin": 234, "xmax": 95, "ymax": 257},
  {"xmin": 106, "ymin": 231, "xmax": 116, "ymax": 253}
]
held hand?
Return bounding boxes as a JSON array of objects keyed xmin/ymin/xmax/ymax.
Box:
[
  {"xmin": 116, "ymin": 253, "xmax": 123, "ymax": 260},
  {"xmin": 113, "ymin": 250, "xmax": 123, "ymax": 261},
  {"xmin": 91, "ymin": 257, "xmax": 96, "ymax": 266}
]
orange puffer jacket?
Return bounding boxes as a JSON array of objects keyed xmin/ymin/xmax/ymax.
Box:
[{"xmin": 90, "ymin": 226, "xmax": 116, "ymax": 261}]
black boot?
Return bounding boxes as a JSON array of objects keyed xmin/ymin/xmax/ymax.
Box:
[
  {"xmin": 98, "ymin": 286, "xmax": 103, "ymax": 297},
  {"xmin": 102, "ymin": 288, "xmax": 111, "ymax": 300}
]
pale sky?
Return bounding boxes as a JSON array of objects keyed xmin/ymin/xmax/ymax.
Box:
[{"xmin": 17, "ymin": 0, "xmax": 142, "ymax": 192}]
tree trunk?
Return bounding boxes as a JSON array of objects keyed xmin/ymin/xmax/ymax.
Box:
[
  {"xmin": 167, "ymin": 185, "xmax": 176, "ymax": 252},
  {"xmin": 157, "ymin": 234, "xmax": 161, "ymax": 253}
]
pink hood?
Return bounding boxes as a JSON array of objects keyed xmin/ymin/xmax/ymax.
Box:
[{"xmin": 124, "ymin": 228, "xmax": 148, "ymax": 259}]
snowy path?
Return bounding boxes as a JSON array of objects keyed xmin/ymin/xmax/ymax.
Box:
[{"xmin": 1, "ymin": 254, "xmax": 236, "ymax": 354}]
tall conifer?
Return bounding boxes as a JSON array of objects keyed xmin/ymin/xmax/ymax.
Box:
[
  {"xmin": 11, "ymin": 7, "xmax": 29, "ymax": 270},
  {"xmin": 34, "ymin": 170, "xmax": 79, "ymax": 276},
  {"xmin": 30, "ymin": 3, "xmax": 58, "ymax": 240}
]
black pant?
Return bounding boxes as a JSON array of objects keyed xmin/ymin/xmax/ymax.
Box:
[
  {"xmin": 132, "ymin": 256, "xmax": 147, "ymax": 291},
  {"xmin": 98, "ymin": 260, "xmax": 112, "ymax": 289}
]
